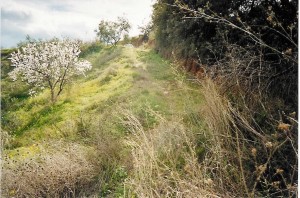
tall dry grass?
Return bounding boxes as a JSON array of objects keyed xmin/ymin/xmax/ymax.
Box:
[
  {"xmin": 122, "ymin": 76, "xmax": 297, "ymax": 197},
  {"xmin": 121, "ymin": 109, "xmax": 224, "ymax": 197},
  {"xmin": 199, "ymin": 78, "xmax": 297, "ymax": 197},
  {"xmin": 199, "ymin": 79, "xmax": 249, "ymax": 196}
]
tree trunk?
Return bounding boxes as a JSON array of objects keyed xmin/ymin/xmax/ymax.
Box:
[{"xmin": 50, "ymin": 88, "xmax": 56, "ymax": 104}]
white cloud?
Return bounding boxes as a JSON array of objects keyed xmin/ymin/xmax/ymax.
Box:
[{"xmin": 1, "ymin": 0, "xmax": 154, "ymax": 48}]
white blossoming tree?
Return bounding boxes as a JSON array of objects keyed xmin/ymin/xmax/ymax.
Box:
[{"xmin": 9, "ymin": 39, "xmax": 92, "ymax": 103}]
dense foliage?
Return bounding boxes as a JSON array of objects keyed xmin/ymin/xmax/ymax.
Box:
[
  {"xmin": 152, "ymin": 0, "xmax": 298, "ymax": 196},
  {"xmin": 153, "ymin": 0, "xmax": 297, "ymax": 106}
]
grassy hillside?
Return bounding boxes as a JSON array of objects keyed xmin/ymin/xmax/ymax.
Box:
[
  {"xmin": 1, "ymin": 45, "xmax": 210, "ymax": 197},
  {"xmin": 3, "ymin": 41, "xmax": 296, "ymax": 197}
]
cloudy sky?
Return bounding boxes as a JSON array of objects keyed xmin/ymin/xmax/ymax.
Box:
[{"xmin": 1, "ymin": 0, "xmax": 154, "ymax": 48}]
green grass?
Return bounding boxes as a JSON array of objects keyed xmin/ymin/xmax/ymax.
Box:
[
  {"xmin": 2, "ymin": 44, "xmax": 206, "ymax": 197},
  {"xmin": 2, "ymin": 46, "xmax": 134, "ymax": 145},
  {"xmin": 1, "ymin": 48, "xmax": 16, "ymax": 77},
  {"xmin": 137, "ymin": 50, "xmax": 173, "ymax": 80},
  {"xmin": 79, "ymin": 41, "xmax": 103, "ymax": 58}
]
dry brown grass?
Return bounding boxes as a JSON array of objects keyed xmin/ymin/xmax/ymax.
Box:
[
  {"xmin": 121, "ymin": 109, "xmax": 223, "ymax": 197},
  {"xmin": 199, "ymin": 79, "xmax": 249, "ymax": 196},
  {"xmin": 199, "ymin": 78, "xmax": 298, "ymax": 197},
  {"xmin": 2, "ymin": 141, "xmax": 97, "ymax": 197}
]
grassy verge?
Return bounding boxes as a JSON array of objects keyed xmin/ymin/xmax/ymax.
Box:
[
  {"xmin": 2, "ymin": 45, "xmax": 134, "ymax": 197},
  {"xmin": 2, "ymin": 44, "xmax": 210, "ymax": 197}
]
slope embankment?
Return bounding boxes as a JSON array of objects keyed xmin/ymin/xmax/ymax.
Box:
[{"xmin": 2, "ymin": 45, "xmax": 214, "ymax": 197}]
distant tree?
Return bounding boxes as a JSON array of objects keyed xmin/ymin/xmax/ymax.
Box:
[
  {"xmin": 9, "ymin": 39, "xmax": 92, "ymax": 103},
  {"xmin": 138, "ymin": 22, "xmax": 153, "ymax": 41},
  {"xmin": 96, "ymin": 17, "xmax": 131, "ymax": 46},
  {"xmin": 16, "ymin": 35, "xmax": 46, "ymax": 48},
  {"xmin": 122, "ymin": 34, "xmax": 131, "ymax": 44}
]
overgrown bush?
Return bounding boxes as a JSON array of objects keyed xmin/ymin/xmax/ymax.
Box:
[
  {"xmin": 199, "ymin": 78, "xmax": 297, "ymax": 197},
  {"xmin": 152, "ymin": 0, "xmax": 298, "ymax": 196},
  {"xmin": 152, "ymin": 0, "xmax": 297, "ymax": 107},
  {"xmin": 79, "ymin": 41, "xmax": 103, "ymax": 58},
  {"xmin": 2, "ymin": 142, "xmax": 97, "ymax": 197}
]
